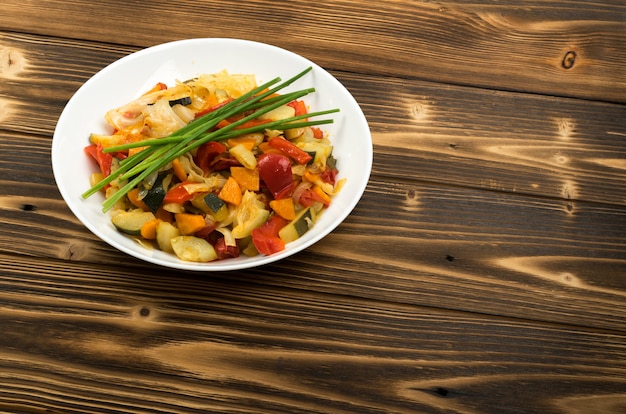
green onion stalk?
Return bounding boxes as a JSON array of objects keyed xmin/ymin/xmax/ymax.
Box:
[{"xmin": 81, "ymin": 67, "xmax": 339, "ymax": 212}]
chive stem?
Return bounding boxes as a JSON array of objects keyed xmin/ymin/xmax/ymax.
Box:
[{"xmin": 83, "ymin": 66, "xmax": 338, "ymax": 212}]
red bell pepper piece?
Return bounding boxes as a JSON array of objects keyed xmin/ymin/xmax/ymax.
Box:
[
  {"xmin": 163, "ymin": 182, "xmax": 195, "ymax": 204},
  {"xmin": 252, "ymin": 215, "xmax": 288, "ymax": 255},
  {"xmin": 267, "ymin": 137, "xmax": 312, "ymax": 165},
  {"xmin": 84, "ymin": 144, "xmax": 113, "ymax": 177},
  {"xmin": 212, "ymin": 157, "xmax": 241, "ymax": 171},
  {"xmin": 194, "ymin": 224, "xmax": 217, "ymax": 240},
  {"xmin": 143, "ymin": 82, "xmax": 167, "ymax": 95},
  {"xmin": 287, "ymin": 100, "xmax": 308, "ymax": 117},
  {"xmin": 216, "ymin": 118, "xmax": 272, "ymax": 131},
  {"xmin": 298, "ymin": 188, "xmax": 329, "ymax": 208},
  {"xmin": 320, "ymin": 166, "xmax": 338, "ymax": 185},
  {"xmin": 214, "ymin": 237, "xmax": 241, "ymax": 260},
  {"xmin": 235, "ymin": 118, "xmax": 273, "ymax": 130},
  {"xmin": 194, "ymin": 141, "xmax": 227, "ymax": 173},
  {"xmin": 311, "ymin": 127, "xmax": 324, "ymax": 139},
  {"xmin": 257, "ymin": 153, "xmax": 294, "ymax": 200}
]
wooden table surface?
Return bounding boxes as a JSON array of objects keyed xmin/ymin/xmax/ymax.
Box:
[{"xmin": 1, "ymin": 1, "xmax": 625, "ymax": 413}]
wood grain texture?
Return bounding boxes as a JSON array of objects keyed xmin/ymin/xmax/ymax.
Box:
[
  {"xmin": 2, "ymin": 143, "xmax": 626, "ymax": 332},
  {"xmin": 1, "ymin": 31, "xmax": 625, "ymax": 330},
  {"xmin": 1, "ymin": 1, "xmax": 625, "ymax": 412},
  {"xmin": 0, "ymin": 1, "xmax": 624, "ymax": 102},
  {"xmin": 2, "ymin": 33, "xmax": 626, "ymax": 206},
  {"xmin": 1, "ymin": 253, "xmax": 626, "ymax": 414}
]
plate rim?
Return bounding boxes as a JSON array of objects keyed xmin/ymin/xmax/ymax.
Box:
[{"xmin": 52, "ymin": 37, "xmax": 373, "ymax": 271}]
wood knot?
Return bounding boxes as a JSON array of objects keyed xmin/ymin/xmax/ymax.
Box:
[
  {"xmin": 560, "ymin": 180, "xmax": 578, "ymax": 200},
  {"xmin": 554, "ymin": 153, "xmax": 568, "ymax": 165},
  {"xmin": 556, "ymin": 118, "xmax": 575, "ymax": 140},
  {"xmin": 0, "ymin": 46, "xmax": 27, "ymax": 78},
  {"xmin": 403, "ymin": 188, "xmax": 420, "ymax": 212},
  {"xmin": 560, "ymin": 272, "xmax": 580, "ymax": 287},
  {"xmin": 434, "ymin": 387, "xmax": 450, "ymax": 397},
  {"xmin": 132, "ymin": 305, "xmax": 157, "ymax": 322},
  {"xmin": 561, "ymin": 51, "xmax": 577, "ymax": 69},
  {"xmin": 561, "ymin": 181, "xmax": 577, "ymax": 214},
  {"xmin": 62, "ymin": 240, "xmax": 87, "ymax": 260},
  {"xmin": 411, "ymin": 101, "xmax": 429, "ymax": 121}
]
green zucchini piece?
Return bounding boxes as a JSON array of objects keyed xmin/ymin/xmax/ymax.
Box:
[
  {"xmin": 141, "ymin": 172, "xmax": 167, "ymax": 212},
  {"xmin": 204, "ymin": 193, "xmax": 225, "ymax": 213},
  {"xmin": 111, "ymin": 210, "xmax": 156, "ymax": 235},
  {"xmin": 191, "ymin": 192, "xmax": 229, "ymax": 221},
  {"xmin": 169, "ymin": 96, "xmax": 192, "ymax": 107},
  {"xmin": 171, "ymin": 236, "xmax": 218, "ymax": 262},
  {"xmin": 326, "ymin": 153, "xmax": 337, "ymax": 170},
  {"xmin": 278, "ymin": 207, "xmax": 316, "ymax": 243},
  {"xmin": 204, "ymin": 193, "xmax": 229, "ymax": 221},
  {"xmin": 305, "ymin": 151, "xmax": 316, "ymax": 165}
]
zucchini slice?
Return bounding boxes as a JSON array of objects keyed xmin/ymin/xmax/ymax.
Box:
[
  {"xmin": 278, "ymin": 207, "xmax": 316, "ymax": 243},
  {"xmin": 171, "ymin": 236, "xmax": 217, "ymax": 262},
  {"xmin": 168, "ymin": 96, "xmax": 192, "ymax": 107},
  {"xmin": 191, "ymin": 193, "xmax": 229, "ymax": 222},
  {"xmin": 111, "ymin": 210, "xmax": 156, "ymax": 235},
  {"xmin": 140, "ymin": 172, "xmax": 168, "ymax": 213}
]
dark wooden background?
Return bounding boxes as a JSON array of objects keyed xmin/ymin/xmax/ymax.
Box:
[{"xmin": 1, "ymin": 1, "xmax": 625, "ymax": 413}]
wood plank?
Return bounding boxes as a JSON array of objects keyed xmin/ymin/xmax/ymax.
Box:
[
  {"xmin": 0, "ymin": 254, "xmax": 625, "ymax": 414},
  {"xmin": 0, "ymin": 1, "xmax": 624, "ymax": 102},
  {"xmin": 1, "ymin": 33, "xmax": 626, "ymax": 206},
  {"xmin": 0, "ymin": 33, "xmax": 132, "ymax": 135},
  {"xmin": 1, "ymin": 32, "xmax": 624, "ymax": 330},
  {"xmin": 354, "ymin": 71, "xmax": 626, "ymax": 207},
  {"xmin": 2, "ymin": 143, "xmax": 625, "ymax": 331}
]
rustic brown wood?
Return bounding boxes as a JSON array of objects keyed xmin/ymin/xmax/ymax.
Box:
[
  {"xmin": 3, "ymin": 168, "xmax": 626, "ymax": 332},
  {"xmin": 1, "ymin": 0, "xmax": 625, "ymax": 412},
  {"xmin": 0, "ymin": 1, "xmax": 624, "ymax": 102},
  {"xmin": 1, "ymin": 253, "xmax": 626, "ymax": 414},
  {"xmin": 2, "ymin": 124, "xmax": 626, "ymax": 330},
  {"xmin": 2, "ymin": 32, "xmax": 626, "ymax": 206}
]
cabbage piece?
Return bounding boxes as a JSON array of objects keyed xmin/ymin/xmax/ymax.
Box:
[
  {"xmin": 143, "ymin": 99, "xmax": 187, "ymax": 138},
  {"xmin": 231, "ymin": 191, "xmax": 269, "ymax": 239},
  {"xmin": 191, "ymin": 70, "xmax": 257, "ymax": 98}
]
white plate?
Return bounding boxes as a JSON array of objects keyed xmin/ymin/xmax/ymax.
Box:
[{"xmin": 52, "ymin": 38, "xmax": 372, "ymax": 271}]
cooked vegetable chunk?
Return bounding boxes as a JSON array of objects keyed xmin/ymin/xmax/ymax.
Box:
[
  {"xmin": 171, "ymin": 236, "xmax": 217, "ymax": 262},
  {"xmin": 112, "ymin": 210, "xmax": 156, "ymax": 235},
  {"xmin": 83, "ymin": 69, "xmax": 341, "ymax": 262},
  {"xmin": 279, "ymin": 207, "xmax": 316, "ymax": 243},
  {"xmin": 156, "ymin": 221, "xmax": 180, "ymax": 253}
]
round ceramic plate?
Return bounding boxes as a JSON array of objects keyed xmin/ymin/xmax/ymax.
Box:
[{"xmin": 52, "ymin": 38, "xmax": 372, "ymax": 271}]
